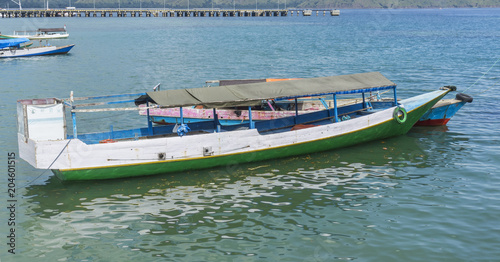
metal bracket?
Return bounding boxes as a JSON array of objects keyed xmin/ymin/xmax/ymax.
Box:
[{"xmin": 203, "ymin": 147, "xmax": 213, "ymax": 156}]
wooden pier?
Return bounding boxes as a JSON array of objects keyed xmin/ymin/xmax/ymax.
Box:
[{"xmin": 0, "ymin": 8, "xmax": 339, "ymax": 18}]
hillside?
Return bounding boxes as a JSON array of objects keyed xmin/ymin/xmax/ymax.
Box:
[{"xmin": 3, "ymin": 0, "xmax": 499, "ymax": 10}]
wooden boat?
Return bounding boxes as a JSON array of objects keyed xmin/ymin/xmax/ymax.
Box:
[
  {"xmin": 415, "ymin": 93, "xmax": 472, "ymax": 126},
  {"xmin": 141, "ymin": 98, "xmax": 342, "ymax": 125},
  {"xmin": 0, "ymin": 27, "xmax": 69, "ymax": 40},
  {"xmin": 0, "ymin": 38, "xmax": 74, "ymax": 58},
  {"xmin": 17, "ymin": 72, "xmax": 453, "ymax": 181},
  {"xmin": 142, "ymin": 79, "xmax": 472, "ymax": 127}
]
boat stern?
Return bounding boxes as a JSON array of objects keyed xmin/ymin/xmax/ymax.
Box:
[{"xmin": 17, "ymin": 98, "xmax": 68, "ymax": 169}]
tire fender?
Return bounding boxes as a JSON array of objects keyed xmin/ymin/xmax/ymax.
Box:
[
  {"xmin": 393, "ymin": 107, "xmax": 407, "ymax": 124},
  {"xmin": 456, "ymin": 93, "xmax": 473, "ymax": 103}
]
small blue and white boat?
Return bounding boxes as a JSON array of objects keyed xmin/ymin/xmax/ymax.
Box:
[
  {"xmin": 0, "ymin": 38, "xmax": 74, "ymax": 58},
  {"xmin": 414, "ymin": 93, "xmax": 472, "ymax": 126}
]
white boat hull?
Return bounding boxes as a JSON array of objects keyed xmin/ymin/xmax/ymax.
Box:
[
  {"xmin": 0, "ymin": 44, "xmax": 74, "ymax": 58},
  {"xmin": 1, "ymin": 33, "xmax": 69, "ymax": 40}
]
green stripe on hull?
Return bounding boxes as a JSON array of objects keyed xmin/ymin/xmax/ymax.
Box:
[{"xmin": 53, "ymin": 95, "xmax": 443, "ymax": 181}]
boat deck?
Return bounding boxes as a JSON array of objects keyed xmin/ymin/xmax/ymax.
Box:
[{"xmin": 73, "ymin": 101, "xmax": 379, "ymax": 144}]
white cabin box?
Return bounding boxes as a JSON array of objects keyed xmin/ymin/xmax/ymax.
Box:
[{"xmin": 17, "ymin": 98, "xmax": 66, "ymax": 141}]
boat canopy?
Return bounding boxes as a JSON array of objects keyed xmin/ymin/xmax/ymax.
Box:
[
  {"xmin": 0, "ymin": 38, "xmax": 29, "ymax": 49},
  {"xmin": 215, "ymin": 78, "xmax": 302, "ymax": 86},
  {"xmin": 136, "ymin": 72, "xmax": 396, "ymax": 108},
  {"xmin": 218, "ymin": 79, "xmax": 267, "ymax": 86},
  {"xmin": 38, "ymin": 28, "xmax": 67, "ymax": 33}
]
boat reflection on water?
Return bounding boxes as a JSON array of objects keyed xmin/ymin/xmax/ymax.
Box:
[
  {"xmin": 25, "ymin": 133, "xmax": 434, "ymax": 214},
  {"xmin": 19, "ymin": 129, "xmax": 473, "ymax": 260}
]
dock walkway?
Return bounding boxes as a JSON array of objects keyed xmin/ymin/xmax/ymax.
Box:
[{"xmin": 0, "ymin": 8, "xmax": 339, "ymax": 18}]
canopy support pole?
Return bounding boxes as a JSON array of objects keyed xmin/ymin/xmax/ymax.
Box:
[
  {"xmin": 180, "ymin": 107, "xmax": 184, "ymax": 124},
  {"xmin": 333, "ymin": 94, "xmax": 338, "ymax": 123},
  {"xmin": 393, "ymin": 86, "xmax": 398, "ymax": 106},
  {"xmin": 248, "ymin": 106, "xmax": 255, "ymax": 129},
  {"xmin": 319, "ymin": 98, "xmax": 329, "ymax": 110},
  {"xmin": 175, "ymin": 107, "xmax": 190, "ymax": 137},
  {"xmin": 70, "ymin": 91, "xmax": 77, "ymax": 138},
  {"xmin": 146, "ymin": 102, "xmax": 153, "ymax": 136},
  {"xmin": 71, "ymin": 107, "xmax": 77, "ymax": 138},
  {"xmin": 266, "ymin": 100, "xmax": 276, "ymax": 111},
  {"xmin": 213, "ymin": 108, "xmax": 220, "ymax": 133},
  {"xmin": 319, "ymin": 98, "xmax": 330, "ymax": 118}
]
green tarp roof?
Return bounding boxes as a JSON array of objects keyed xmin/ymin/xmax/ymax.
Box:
[{"xmin": 141, "ymin": 72, "xmax": 396, "ymax": 108}]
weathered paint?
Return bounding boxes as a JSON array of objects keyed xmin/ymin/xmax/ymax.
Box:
[
  {"xmin": 416, "ymin": 99, "xmax": 466, "ymax": 126},
  {"xmin": 141, "ymin": 106, "xmax": 313, "ymax": 125},
  {"xmin": 416, "ymin": 118, "xmax": 451, "ymax": 126}
]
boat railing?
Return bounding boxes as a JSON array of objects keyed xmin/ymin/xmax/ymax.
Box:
[
  {"xmin": 255, "ymin": 103, "xmax": 373, "ymax": 135},
  {"xmin": 18, "ymin": 76, "xmax": 399, "ymax": 143},
  {"xmin": 13, "ymin": 30, "xmax": 38, "ymax": 35}
]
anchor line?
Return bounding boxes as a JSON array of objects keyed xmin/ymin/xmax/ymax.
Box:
[
  {"xmin": 473, "ymin": 79, "xmax": 500, "ymax": 96},
  {"xmin": 463, "ymin": 56, "xmax": 500, "ymax": 93},
  {"xmin": 20, "ymin": 139, "xmax": 72, "ymax": 188}
]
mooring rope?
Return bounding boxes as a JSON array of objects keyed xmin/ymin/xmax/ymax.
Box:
[
  {"xmin": 20, "ymin": 139, "xmax": 72, "ymax": 188},
  {"xmin": 463, "ymin": 56, "xmax": 500, "ymax": 93},
  {"xmin": 473, "ymin": 79, "xmax": 500, "ymax": 96}
]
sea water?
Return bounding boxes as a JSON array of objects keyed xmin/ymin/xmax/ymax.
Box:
[{"xmin": 0, "ymin": 8, "xmax": 499, "ymax": 261}]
